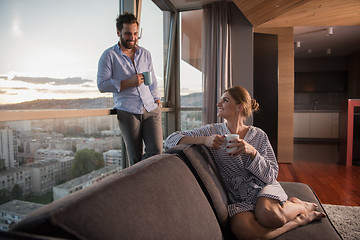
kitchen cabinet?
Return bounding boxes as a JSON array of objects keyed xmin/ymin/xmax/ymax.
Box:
[
  {"xmin": 294, "ymin": 113, "xmax": 310, "ymax": 138},
  {"xmin": 294, "ymin": 112, "xmax": 339, "ymax": 139}
]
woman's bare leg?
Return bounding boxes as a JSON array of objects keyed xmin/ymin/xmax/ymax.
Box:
[
  {"xmin": 231, "ymin": 210, "xmax": 325, "ymax": 240},
  {"xmin": 254, "ymin": 197, "xmax": 324, "ymax": 228},
  {"xmin": 284, "ymin": 197, "xmax": 319, "ymax": 220}
]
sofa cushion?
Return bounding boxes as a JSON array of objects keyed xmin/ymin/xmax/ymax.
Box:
[
  {"xmin": 13, "ymin": 154, "xmax": 223, "ymax": 240},
  {"xmin": 166, "ymin": 144, "xmax": 232, "ymax": 239},
  {"xmin": 276, "ymin": 182, "xmax": 341, "ymax": 240}
]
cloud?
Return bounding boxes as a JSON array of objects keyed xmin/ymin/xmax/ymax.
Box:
[
  {"xmin": 0, "ymin": 90, "xmax": 17, "ymax": 95},
  {"xmin": 82, "ymin": 84, "xmax": 95, "ymax": 88},
  {"xmin": 0, "ymin": 86, "xmax": 29, "ymax": 91},
  {"xmin": 12, "ymin": 76, "xmax": 92, "ymax": 85},
  {"xmin": 12, "ymin": 87, "xmax": 29, "ymax": 90},
  {"xmin": 36, "ymin": 88, "xmax": 98, "ymax": 94},
  {"xmin": 36, "ymin": 89, "xmax": 50, "ymax": 93}
]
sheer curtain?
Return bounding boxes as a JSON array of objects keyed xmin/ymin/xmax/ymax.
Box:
[{"xmin": 202, "ymin": 1, "xmax": 232, "ymax": 124}]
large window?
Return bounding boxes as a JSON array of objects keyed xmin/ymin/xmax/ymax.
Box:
[
  {"xmin": 179, "ymin": 10, "xmax": 203, "ymax": 130},
  {"xmin": 139, "ymin": 0, "xmax": 168, "ymax": 101},
  {"xmin": 0, "ymin": 1, "xmax": 207, "ymax": 229},
  {"xmin": 139, "ymin": 0, "xmax": 172, "ymax": 137},
  {"xmin": 0, "ymin": 0, "xmax": 118, "ymax": 109},
  {"xmin": 0, "ymin": 114, "xmax": 122, "ymax": 226},
  {"xmin": 0, "ymin": 0, "xmax": 120, "ymax": 229}
]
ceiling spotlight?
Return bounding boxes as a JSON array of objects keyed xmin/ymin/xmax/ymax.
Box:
[
  {"xmin": 327, "ymin": 48, "xmax": 332, "ymax": 54},
  {"xmin": 295, "ymin": 41, "xmax": 301, "ymax": 48},
  {"xmin": 327, "ymin": 27, "xmax": 333, "ymax": 36}
]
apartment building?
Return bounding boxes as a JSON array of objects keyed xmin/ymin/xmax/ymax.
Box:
[
  {"xmin": 53, "ymin": 165, "xmax": 122, "ymax": 201},
  {"xmin": 0, "ymin": 167, "xmax": 32, "ymax": 196},
  {"xmin": 29, "ymin": 157, "xmax": 74, "ymax": 195},
  {"xmin": 76, "ymin": 137, "xmax": 121, "ymax": 153},
  {"xmin": 0, "ymin": 129, "xmax": 18, "ymax": 170},
  {"xmin": 103, "ymin": 149, "xmax": 122, "ymax": 166},
  {"xmin": 35, "ymin": 149, "xmax": 73, "ymax": 161},
  {"xmin": 0, "ymin": 200, "xmax": 43, "ymax": 231}
]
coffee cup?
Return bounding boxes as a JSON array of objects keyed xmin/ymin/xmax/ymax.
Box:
[
  {"xmin": 225, "ymin": 134, "xmax": 239, "ymax": 153},
  {"xmin": 142, "ymin": 72, "xmax": 152, "ymax": 86}
]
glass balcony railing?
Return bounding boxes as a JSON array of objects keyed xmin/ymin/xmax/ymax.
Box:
[{"xmin": 0, "ymin": 108, "xmax": 173, "ymax": 231}]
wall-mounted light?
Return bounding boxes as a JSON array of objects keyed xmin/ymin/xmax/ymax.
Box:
[
  {"xmin": 327, "ymin": 48, "xmax": 332, "ymax": 54},
  {"xmin": 296, "ymin": 41, "xmax": 301, "ymax": 48},
  {"xmin": 307, "ymin": 49, "xmax": 312, "ymax": 54}
]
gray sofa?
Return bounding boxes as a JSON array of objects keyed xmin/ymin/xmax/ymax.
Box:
[{"xmin": 4, "ymin": 144, "xmax": 341, "ymax": 240}]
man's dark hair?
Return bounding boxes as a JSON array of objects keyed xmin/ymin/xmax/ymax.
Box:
[{"xmin": 116, "ymin": 13, "xmax": 138, "ymax": 32}]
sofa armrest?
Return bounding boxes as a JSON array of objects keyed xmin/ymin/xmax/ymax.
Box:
[{"xmin": 275, "ymin": 182, "xmax": 342, "ymax": 240}]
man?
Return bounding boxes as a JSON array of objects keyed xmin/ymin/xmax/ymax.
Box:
[{"xmin": 97, "ymin": 13, "xmax": 162, "ymax": 166}]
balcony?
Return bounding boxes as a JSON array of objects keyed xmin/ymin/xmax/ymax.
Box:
[{"xmin": 0, "ymin": 107, "xmax": 172, "ymax": 227}]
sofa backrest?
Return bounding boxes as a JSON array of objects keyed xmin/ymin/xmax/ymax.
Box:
[
  {"xmin": 165, "ymin": 144, "xmax": 233, "ymax": 239},
  {"xmin": 12, "ymin": 154, "xmax": 223, "ymax": 240}
]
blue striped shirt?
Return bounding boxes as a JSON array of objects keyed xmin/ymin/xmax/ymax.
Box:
[{"xmin": 97, "ymin": 43, "xmax": 159, "ymax": 114}]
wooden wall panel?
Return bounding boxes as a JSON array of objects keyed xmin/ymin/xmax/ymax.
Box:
[{"xmin": 255, "ymin": 27, "xmax": 294, "ymax": 163}]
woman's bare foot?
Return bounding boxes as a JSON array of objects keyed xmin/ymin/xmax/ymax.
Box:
[
  {"xmin": 289, "ymin": 197, "xmax": 319, "ymax": 212},
  {"xmin": 294, "ymin": 211, "xmax": 326, "ymax": 226}
]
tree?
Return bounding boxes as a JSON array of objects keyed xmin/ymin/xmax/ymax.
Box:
[
  {"xmin": 72, "ymin": 144, "xmax": 77, "ymax": 153},
  {"xmin": 0, "ymin": 189, "xmax": 10, "ymax": 204},
  {"xmin": 0, "ymin": 158, "xmax": 6, "ymax": 171},
  {"xmin": 11, "ymin": 184, "xmax": 23, "ymax": 200},
  {"xmin": 70, "ymin": 149, "xmax": 104, "ymax": 178}
]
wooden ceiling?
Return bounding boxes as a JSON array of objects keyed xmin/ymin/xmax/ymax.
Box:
[
  {"xmin": 232, "ymin": 0, "xmax": 360, "ymax": 27},
  {"xmin": 170, "ymin": 0, "xmax": 360, "ymax": 58}
]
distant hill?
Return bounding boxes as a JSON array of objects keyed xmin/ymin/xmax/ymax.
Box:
[
  {"xmin": 0, "ymin": 97, "xmax": 114, "ymax": 110},
  {"xmin": 181, "ymin": 92, "xmax": 202, "ymax": 107},
  {"xmin": 0, "ymin": 92, "xmax": 203, "ymax": 110}
]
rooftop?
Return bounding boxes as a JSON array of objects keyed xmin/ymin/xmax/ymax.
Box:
[
  {"xmin": 0, "ymin": 200, "xmax": 44, "ymax": 216},
  {"xmin": 54, "ymin": 165, "xmax": 121, "ymax": 190}
]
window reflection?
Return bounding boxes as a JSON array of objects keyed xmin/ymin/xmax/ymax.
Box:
[
  {"xmin": 180, "ymin": 10, "xmax": 203, "ymax": 130},
  {"xmin": 139, "ymin": 0, "xmax": 170, "ymax": 101}
]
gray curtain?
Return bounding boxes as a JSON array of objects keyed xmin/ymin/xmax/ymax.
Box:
[{"xmin": 202, "ymin": 1, "xmax": 232, "ymax": 124}]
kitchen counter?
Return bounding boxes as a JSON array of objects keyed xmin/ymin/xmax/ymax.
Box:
[{"xmin": 294, "ymin": 111, "xmax": 339, "ymax": 139}]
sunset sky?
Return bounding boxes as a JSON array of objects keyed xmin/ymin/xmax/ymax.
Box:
[
  {"xmin": 0, "ymin": 0, "xmax": 118, "ymax": 104},
  {"xmin": 0, "ymin": 0, "xmax": 201, "ymax": 105}
]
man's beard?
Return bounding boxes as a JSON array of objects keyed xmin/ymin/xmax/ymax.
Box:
[{"xmin": 120, "ymin": 35, "xmax": 136, "ymax": 49}]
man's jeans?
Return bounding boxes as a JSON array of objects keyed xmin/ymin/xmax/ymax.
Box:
[{"xmin": 117, "ymin": 107, "xmax": 163, "ymax": 166}]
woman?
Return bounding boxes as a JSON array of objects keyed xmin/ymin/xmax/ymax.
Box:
[{"xmin": 165, "ymin": 86, "xmax": 325, "ymax": 239}]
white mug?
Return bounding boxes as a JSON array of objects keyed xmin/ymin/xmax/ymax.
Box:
[{"xmin": 225, "ymin": 134, "xmax": 239, "ymax": 153}]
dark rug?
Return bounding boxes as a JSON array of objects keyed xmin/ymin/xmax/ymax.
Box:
[{"xmin": 323, "ymin": 204, "xmax": 360, "ymax": 240}]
